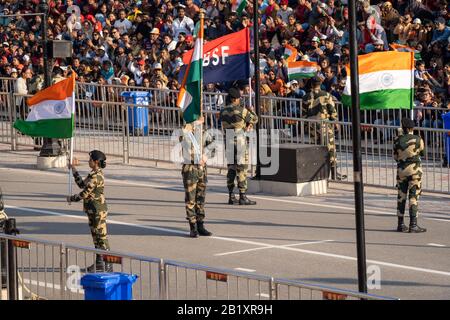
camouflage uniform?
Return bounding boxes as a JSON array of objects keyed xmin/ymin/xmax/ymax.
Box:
[
  {"xmin": 220, "ymin": 103, "xmax": 258, "ymax": 194},
  {"xmin": 70, "ymin": 168, "xmax": 110, "ymax": 250},
  {"xmin": 302, "ymin": 89, "xmax": 338, "ymax": 167},
  {"xmin": 180, "ymin": 125, "xmax": 216, "ymax": 224},
  {"xmin": 393, "ymin": 130, "xmax": 425, "ymax": 220}
]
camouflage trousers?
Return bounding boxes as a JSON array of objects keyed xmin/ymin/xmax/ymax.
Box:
[
  {"xmin": 0, "ymin": 210, "xmax": 6, "ymax": 222},
  {"xmin": 85, "ymin": 209, "xmax": 110, "ymax": 251},
  {"xmin": 182, "ymin": 164, "xmax": 207, "ymax": 224},
  {"xmin": 310, "ymin": 123, "xmax": 336, "ymax": 167},
  {"xmin": 396, "ymin": 163, "xmax": 423, "ymax": 218},
  {"xmin": 227, "ymin": 144, "xmax": 249, "ymax": 193}
]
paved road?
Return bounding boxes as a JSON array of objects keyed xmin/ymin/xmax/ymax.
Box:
[{"xmin": 0, "ymin": 146, "xmax": 450, "ymax": 300}]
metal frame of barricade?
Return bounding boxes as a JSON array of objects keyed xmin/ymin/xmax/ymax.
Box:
[
  {"xmin": 0, "ymin": 233, "xmax": 397, "ymax": 300},
  {"xmin": 1, "ymin": 76, "xmax": 449, "ymax": 192}
]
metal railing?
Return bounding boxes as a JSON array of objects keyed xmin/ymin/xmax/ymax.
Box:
[
  {"xmin": 0, "ymin": 77, "xmax": 449, "ymax": 193},
  {"xmin": 0, "ymin": 233, "xmax": 397, "ymax": 300}
]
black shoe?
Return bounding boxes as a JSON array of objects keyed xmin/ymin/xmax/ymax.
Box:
[
  {"xmin": 197, "ymin": 221, "xmax": 212, "ymax": 236},
  {"xmin": 330, "ymin": 167, "xmax": 347, "ymax": 181},
  {"xmin": 239, "ymin": 193, "xmax": 256, "ymax": 205},
  {"xmin": 396, "ymin": 217, "xmax": 408, "ymax": 232},
  {"xmin": 228, "ymin": 192, "xmax": 239, "ymax": 205},
  {"xmin": 409, "ymin": 217, "xmax": 427, "ymax": 233},
  {"xmin": 189, "ymin": 222, "xmax": 199, "ymax": 238}
]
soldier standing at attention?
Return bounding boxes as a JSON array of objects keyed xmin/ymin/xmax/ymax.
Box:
[
  {"xmin": 220, "ymin": 87, "xmax": 258, "ymax": 205},
  {"xmin": 67, "ymin": 150, "xmax": 113, "ymax": 272},
  {"xmin": 303, "ymin": 76, "xmax": 346, "ymax": 180},
  {"xmin": 180, "ymin": 116, "xmax": 216, "ymax": 238},
  {"xmin": 394, "ymin": 118, "xmax": 426, "ymax": 233}
]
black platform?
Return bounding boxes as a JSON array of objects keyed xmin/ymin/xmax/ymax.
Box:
[{"xmin": 260, "ymin": 144, "xmax": 329, "ymax": 183}]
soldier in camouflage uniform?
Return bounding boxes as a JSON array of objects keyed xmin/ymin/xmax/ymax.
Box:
[
  {"xmin": 303, "ymin": 76, "xmax": 346, "ymax": 180},
  {"xmin": 220, "ymin": 88, "xmax": 258, "ymax": 205},
  {"xmin": 180, "ymin": 116, "xmax": 216, "ymax": 238},
  {"xmin": 393, "ymin": 118, "xmax": 427, "ymax": 233},
  {"xmin": 67, "ymin": 150, "xmax": 113, "ymax": 271}
]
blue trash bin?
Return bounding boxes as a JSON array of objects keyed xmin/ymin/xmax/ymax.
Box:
[
  {"xmin": 442, "ymin": 112, "xmax": 450, "ymax": 163},
  {"xmin": 120, "ymin": 91, "xmax": 152, "ymax": 136},
  {"xmin": 81, "ymin": 272, "xmax": 138, "ymax": 300}
]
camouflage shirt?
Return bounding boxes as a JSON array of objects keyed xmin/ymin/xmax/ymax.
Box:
[
  {"xmin": 179, "ymin": 126, "xmax": 216, "ymax": 165},
  {"xmin": 0, "ymin": 210, "xmax": 6, "ymax": 223},
  {"xmin": 393, "ymin": 133, "xmax": 425, "ymax": 167},
  {"xmin": 302, "ymin": 89, "xmax": 337, "ymax": 121},
  {"xmin": 70, "ymin": 168, "xmax": 108, "ymax": 212},
  {"xmin": 220, "ymin": 103, "xmax": 258, "ymax": 131}
]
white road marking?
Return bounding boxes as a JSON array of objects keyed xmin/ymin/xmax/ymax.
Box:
[
  {"xmin": 256, "ymin": 293, "xmax": 270, "ymax": 298},
  {"xmin": 2, "ymin": 166, "xmax": 449, "ymax": 221},
  {"xmin": 234, "ymin": 268, "xmax": 256, "ymax": 273},
  {"xmin": 427, "ymin": 243, "xmax": 446, "ymax": 247},
  {"xmin": 6, "ymin": 205, "xmax": 450, "ymax": 278},
  {"xmin": 215, "ymin": 240, "xmax": 334, "ymax": 256},
  {"xmin": 23, "ymin": 278, "xmax": 62, "ymax": 291}
]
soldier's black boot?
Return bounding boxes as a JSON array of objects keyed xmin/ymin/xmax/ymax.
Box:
[
  {"xmin": 409, "ymin": 217, "xmax": 427, "ymax": 233},
  {"xmin": 330, "ymin": 167, "xmax": 347, "ymax": 181},
  {"xmin": 228, "ymin": 192, "xmax": 239, "ymax": 205},
  {"xmin": 86, "ymin": 255, "xmax": 105, "ymax": 273},
  {"xmin": 239, "ymin": 193, "xmax": 256, "ymax": 205},
  {"xmin": 197, "ymin": 221, "xmax": 212, "ymax": 236},
  {"xmin": 189, "ymin": 222, "xmax": 199, "ymax": 238},
  {"xmin": 396, "ymin": 217, "xmax": 408, "ymax": 232}
]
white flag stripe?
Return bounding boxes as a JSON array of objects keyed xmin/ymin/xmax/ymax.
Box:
[
  {"xmin": 288, "ymin": 67, "xmax": 317, "ymax": 74},
  {"xmin": 179, "ymin": 91, "xmax": 192, "ymax": 111},
  {"xmin": 26, "ymin": 97, "xmax": 74, "ymax": 122},
  {"xmin": 343, "ymin": 70, "xmax": 414, "ymax": 95}
]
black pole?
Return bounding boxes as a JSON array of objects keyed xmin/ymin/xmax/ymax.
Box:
[
  {"xmin": 39, "ymin": 0, "xmax": 61, "ymax": 157},
  {"xmin": 348, "ymin": 0, "xmax": 368, "ymax": 294},
  {"xmin": 253, "ymin": 0, "xmax": 261, "ymax": 178},
  {"xmin": 6, "ymin": 219, "xmax": 18, "ymax": 300}
]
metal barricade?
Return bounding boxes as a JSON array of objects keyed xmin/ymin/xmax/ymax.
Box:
[{"xmin": 0, "ymin": 233, "xmax": 397, "ymax": 300}]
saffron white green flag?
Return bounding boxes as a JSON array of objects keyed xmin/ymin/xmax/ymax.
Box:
[
  {"xmin": 282, "ymin": 44, "xmax": 298, "ymax": 62},
  {"xmin": 342, "ymin": 51, "xmax": 414, "ymax": 110},
  {"xmin": 232, "ymin": 0, "xmax": 247, "ymax": 15},
  {"xmin": 13, "ymin": 74, "xmax": 76, "ymax": 138},
  {"xmin": 177, "ymin": 16, "xmax": 203, "ymax": 123},
  {"xmin": 287, "ymin": 61, "xmax": 318, "ymax": 80}
]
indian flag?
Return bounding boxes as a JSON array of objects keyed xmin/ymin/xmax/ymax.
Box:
[
  {"xmin": 232, "ymin": 0, "xmax": 247, "ymax": 15},
  {"xmin": 13, "ymin": 74, "xmax": 75, "ymax": 138},
  {"xmin": 283, "ymin": 44, "xmax": 297, "ymax": 62},
  {"xmin": 177, "ymin": 15, "xmax": 203, "ymax": 123},
  {"xmin": 342, "ymin": 51, "xmax": 414, "ymax": 110},
  {"xmin": 390, "ymin": 43, "xmax": 421, "ymax": 60},
  {"xmin": 287, "ymin": 61, "xmax": 318, "ymax": 80}
]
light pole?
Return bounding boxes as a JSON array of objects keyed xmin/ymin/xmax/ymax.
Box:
[
  {"xmin": 253, "ymin": 0, "xmax": 261, "ymax": 178},
  {"xmin": 39, "ymin": 0, "xmax": 61, "ymax": 157}
]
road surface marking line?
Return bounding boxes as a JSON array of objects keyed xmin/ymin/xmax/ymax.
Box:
[
  {"xmin": 427, "ymin": 243, "xmax": 446, "ymax": 247},
  {"xmin": 256, "ymin": 293, "xmax": 270, "ymax": 298},
  {"xmin": 215, "ymin": 240, "xmax": 334, "ymax": 256},
  {"xmin": 234, "ymin": 268, "xmax": 256, "ymax": 273},
  {"xmin": 0, "ymin": 168, "xmax": 450, "ymax": 222},
  {"xmin": 2, "ymin": 166, "xmax": 449, "ymax": 220},
  {"xmin": 23, "ymin": 278, "xmax": 61, "ymax": 290},
  {"xmin": 7, "ymin": 205, "xmax": 450, "ymax": 278}
]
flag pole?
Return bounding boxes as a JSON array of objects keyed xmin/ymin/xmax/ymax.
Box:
[
  {"xmin": 199, "ymin": 10, "xmax": 205, "ymax": 165},
  {"xmin": 68, "ymin": 138, "xmax": 73, "ymax": 205}
]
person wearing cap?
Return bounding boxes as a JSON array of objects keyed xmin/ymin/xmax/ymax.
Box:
[
  {"xmin": 220, "ymin": 87, "xmax": 258, "ymax": 205},
  {"xmin": 180, "ymin": 116, "xmax": 216, "ymax": 237},
  {"xmin": 277, "ymin": 0, "xmax": 293, "ymax": 24},
  {"xmin": 393, "ymin": 118, "xmax": 426, "ymax": 233},
  {"xmin": 150, "ymin": 62, "xmax": 169, "ymax": 86},
  {"xmin": 303, "ymin": 76, "xmax": 346, "ymax": 180},
  {"xmin": 68, "ymin": 150, "xmax": 114, "ymax": 271},
  {"xmin": 380, "ymin": 1, "xmax": 400, "ymax": 42}
]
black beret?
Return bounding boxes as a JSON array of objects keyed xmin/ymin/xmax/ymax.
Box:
[
  {"xmin": 228, "ymin": 87, "xmax": 241, "ymax": 99},
  {"xmin": 401, "ymin": 118, "xmax": 415, "ymax": 129},
  {"xmin": 89, "ymin": 150, "xmax": 106, "ymax": 161}
]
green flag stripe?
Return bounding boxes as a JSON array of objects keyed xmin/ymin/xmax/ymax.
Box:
[
  {"xmin": 342, "ymin": 89, "xmax": 413, "ymax": 110},
  {"xmin": 13, "ymin": 117, "xmax": 74, "ymax": 138},
  {"xmin": 288, "ymin": 72, "xmax": 316, "ymax": 80}
]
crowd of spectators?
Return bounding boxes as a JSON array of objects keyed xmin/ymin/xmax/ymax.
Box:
[{"xmin": 0, "ymin": 0, "xmax": 449, "ymax": 129}]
